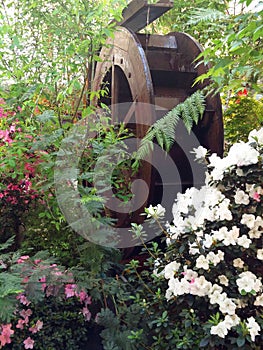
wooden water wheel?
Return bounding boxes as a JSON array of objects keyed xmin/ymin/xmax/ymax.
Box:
[{"xmin": 93, "ymin": 0, "xmax": 224, "ymax": 230}]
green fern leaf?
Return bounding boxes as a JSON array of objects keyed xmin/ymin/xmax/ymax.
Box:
[
  {"xmin": 155, "ymin": 128, "xmax": 164, "ymax": 149},
  {"xmin": 187, "ymin": 8, "xmax": 226, "ymax": 25},
  {"xmin": 136, "ymin": 90, "xmax": 205, "ymax": 160}
]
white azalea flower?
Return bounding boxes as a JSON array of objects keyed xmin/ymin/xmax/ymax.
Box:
[
  {"xmin": 192, "ymin": 276, "xmax": 212, "ymax": 297},
  {"xmin": 248, "ymin": 226, "xmax": 262, "ymax": 239},
  {"xmin": 248, "ymin": 127, "xmax": 263, "ymax": 145},
  {"xmin": 164, "ymin": 261, "xmax": 181, "ymax": 279},
  {"xmin": 254, "ymin": 294, "xmax": 263, "ymax": 306},
  {"xmin": 188, "ymin": 242, "xmax": 200, "ymax": 255},
  {"xmin": 217, "ymin": 250, "xmax": 225, "ymax": 261},
  {"xmin": 241, "ymin": 213, "xmax": 256, "ymax": 229},
  {"xmin": 233, "ymin": 258, "xmax": 244, "ymax": 269},
  {"xmin": 223, "ymin": 226, "xmax": 239, "ymax": 246},
  {"xmin": 227, "ymin": 142, "xmax": 259, "ymax": 167},
  {"xmin": 217, "ymin": 199, "xmax": 232, "ymax": 221},
  {"xmin": 192, "ymin": 145, "xmax": 208, "ymax": 160},
  {"xmin": 146, "ymin": 204, "xmax": 166, "ymax": 218},
  {"xmin": 210, "ymin": 321, "xmax": 229, "ymax": 338},
  {"xmin": 236, "ymin": 271, "xmax": 262, "ymax": 294},
  {"xmin": 224, "ymin": 314, "xmax": 240, "ymax": 328},
  {"xmin": 208, "ymin": 283, "xmax": 223, "ymax": 296},
  {"xmin": 209, "ymin": 291, "xmax": 227, "ymax": 305},
  {"xmin": 246, "ymin": 316, "xmax": 261, "ymax": 341},
  {"xmin": 219, "ymin": 298, "xmax": 236, "ymax": 315},
  {"xmin": 203, "ymin": 234, "xmax": 213, "ymax": 248},
  {"xmin": 234, "ymin": 189, "xmax": 249, "ymax": 205},
  {"xmin": 212, "ymin": 226, "xmax": 228, "ymax": 242},
  {"xmin": 182, "ymin": 267, "xmax": 198, "ymax": 281},
  {"xmin": 257, "ymin": 249, "xmax": 263, "ymax": 260},
  {"xmin": 196, "ymin": 255, "xmax": 209, "ymax": 270},
  {"xmin": 207, "ymin": 251, "xmax": 220, "ymax": 265},
  {"xmin": 167, "ymin": 277, "xmax": 188, "ymax": 297},
  {"xmin": 237, "ymin": 235, "xmax": 252, "ymax": 248},
  {"xmin": 218, "ymin": 275, "xmax": 229, "ymax": 286}
]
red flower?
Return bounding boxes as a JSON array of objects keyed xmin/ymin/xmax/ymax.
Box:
[{"xmin": 237, "ymin": 88, "xmax": 248, "ymax": 97}]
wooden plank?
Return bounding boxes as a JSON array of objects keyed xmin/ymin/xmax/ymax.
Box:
[
  {"xmin": 137, "ymin": 33, "xmax": 177, "ymax": 49},
  {"xmin": 117, "ymin": 0, "xmax": 174, "ymax": 32}
]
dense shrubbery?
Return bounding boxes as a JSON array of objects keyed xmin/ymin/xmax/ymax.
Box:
[
  {"xmin": 224, "ymin": 90, "xmax": 263, "ymax": 145},
  {"xmin": 1, "ymin": 0, "xmax": 263, "ymax": 349},
  {"xmin": 113, "ymin": 127, "xmax": 263, "ymax": 350}
]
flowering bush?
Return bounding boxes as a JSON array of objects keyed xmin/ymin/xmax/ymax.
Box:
[
  {"xmin": 0, "ymin": 98, "xmax": 44, "ymax": 247},
  {"xmin": 121, "ymin": 127, "xmax": 263, "ymax": 349},
  {"xmin": 0, "ymin": 247, "xmax": 94, "ymax": 349}
]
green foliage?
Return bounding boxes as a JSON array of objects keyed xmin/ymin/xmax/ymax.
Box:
[
  {"xmin": 0, "ymin": 0, "xmax": 126, "ymax": 111},
  {"xmin": 224, "ymin": 96, "xmax": 263, "ymax": 145},
  {"xmin": 147, "ymin": 0, "xmax": 230, "ymax": 36},
  {"xmin": 7, "ymin": 296, "xmax": 92, "ymax": 350},
  {"xmin": 147, "ymin": 0, "xmax": 262, "ymax": 95},
  {"xmin": 135, "ymin": 91, "xmax": 205, "ymax": 162},
  {"xmin": 192, "ymin": 5, "xmax": 263, "ymax": 94},
  {"xmin": 92, "ymin": 129, "xmax": 263, "ymax": 350},
  {"xmin": 0, "ymin": 238, "xmax": 23, "ymax": 323}
]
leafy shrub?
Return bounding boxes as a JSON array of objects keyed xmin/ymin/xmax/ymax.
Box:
[
  {"xmin": 224, "ymin": 93, "xmax": 263, "ymax": 145},
  {"xmin": 0, "ymin": 247, "xmax": 95, "ymax": 349},
  {"xmin": 116, "ymin": 127, "xmax": 263, "ymax": 350}
]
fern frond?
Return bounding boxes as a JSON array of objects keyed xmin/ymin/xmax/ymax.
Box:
[
  {"xmin": 135, "ymin": 91, "xmax": 205, "ymax": 160},
  {"xmin": 187, "ymin": 8, "xmax": 226, "ymax": 25},
  {"xmin": 155, "ymin": 128, "xmax": 164, "ymax": 149},
  {"xmin": 135, "ymin": 138, "xmax": 154, "ymax": 162},
  {"xmin": 194, "ymin": 90, "xmax": 206, "ymax": 115}
]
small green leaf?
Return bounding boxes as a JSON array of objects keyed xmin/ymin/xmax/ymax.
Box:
[{"xmin": 237, "ymin": 336, "xmax": 245, "ymax": 347}]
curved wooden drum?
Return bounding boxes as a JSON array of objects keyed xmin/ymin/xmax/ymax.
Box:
[{"xmin": 93, "ymin": 1, "xmax": 224, "ymax": 230}]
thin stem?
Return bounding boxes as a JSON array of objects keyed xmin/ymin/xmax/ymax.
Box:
[{"xmin": 133, "ymin": 267, "xmax": 155, "ymax": 296}]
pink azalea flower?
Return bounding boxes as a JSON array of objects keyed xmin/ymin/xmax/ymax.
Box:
[
  {"xmin": 34, "ymin": 259, "xmax": 42, "ymax": 264},
  {"xmin": 85, "ymin": 295, "xmax": 92, "ymax": 306},
  {"xmin": 25, "ymin": 163, "xmax": 35, "ymax": 175},
  {"xmin": 23, "ymin": 337, "xmax": 34, "ymax": 349},
  {"xmin": 0, "ymin": 324, "xmax": 14, "ymax": 346},
  {"xmin": 76, "ymin": 290, "xmax": 91, "ymax": 304},
  {"xmin": 0, "ymin": 129, "xmax": 12, "ymax": 143},
  {"xmin": 17, "ymin": 256, "xmax": 30, "ymax": 264},
  {"xmin": 39, "ymin": 276, "xmax": 47, "ymax": 291},
  {"xmin": 16, "ymin": 319, "xmax": 26, "ymax": 329},
  {"xmin": 29, "ymin": 320, "xmax": 43, "ymax": 334},
  {"xmin": 9, "ymin": 124, "xmax": 16, "ymax": 133},
  {"xmin": 82, "ymin": 307, "xmax": 92, "ymax": 321},
  {"xmin": 0, "ymin": 107, "xmax": 5, "ymax": 118},
  {"xmin": 253, "ymin": 192, "xmax": 261, "ymax": 202},
  {"xmin": 20, "ymin": 309, "xmax": 32, "ymax": 321},
  {"xmin": 16, "ymin": 294, "xmax": 31, "ymax": 306},
  {"xmin": 65, "ymin": 284, "xmax": 77, "ymax": 298}
]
